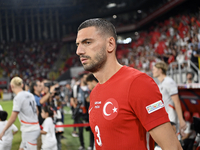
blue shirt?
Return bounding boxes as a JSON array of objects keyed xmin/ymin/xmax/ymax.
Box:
[{"xmin": 34, "ymin": 95, "xmax": 41, "ymax": 106}]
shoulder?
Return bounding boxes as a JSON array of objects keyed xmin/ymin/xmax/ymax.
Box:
[
  {"xmin": 73, "ymin": 84, "xmax": 79, "ymax": 91},
  {"xmin": 163, "ymin": 77, "xmax": 176, "ymax": 85},
  {"xmin": 46, "ymin": 117, "xmax": 53, "ymax": 123},
  {"xmin": 119, "ymin": 66, "xmax": 148, "ymax": 81},
  {"xmin": 22, "ymin": 91, "xmax": 35, "ymax": 100},
  {"xmin": 121, "ymin": 67, "xmax": 159, "ymax": 93}
]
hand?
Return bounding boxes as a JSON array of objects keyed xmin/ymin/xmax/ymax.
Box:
[
  {"xmin": 43, "ymin": 86, "xmax": 49, "ymax": 94},
  {"xmin": 49, "ymin": 85, "xmax": 58, "ymax": 96},
  {"xmin": 50, "ymin": 84, "xmax": 59, "ymax": 93},
  {"xmin": 179, "ymin": 120, "xmax": 187, "ymax": 136},
  {"xmin": 0, "ymin": 131, "xmax": 5, "ymax": 140}
]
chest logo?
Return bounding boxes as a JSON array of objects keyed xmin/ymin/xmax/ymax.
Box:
[{"xmin": 103, "ymin": 98, "xmax": 119, "ymax": 120}]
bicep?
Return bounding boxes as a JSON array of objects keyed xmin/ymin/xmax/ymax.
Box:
[
  {"xmin": 149, "ymin": 122, "xmax": 182, "ymax": 150},
  {"xmin": 171, "ymin": 94, "xmax": 180, "ymax": 103},
  {"xmin": 11, "ymin": 111, "xmax": 19, "ymax": 121}
]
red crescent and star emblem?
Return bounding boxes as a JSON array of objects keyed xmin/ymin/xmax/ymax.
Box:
[{"xmin": 103, "ymin": 98, "xmax": 119, "ymax": 120}]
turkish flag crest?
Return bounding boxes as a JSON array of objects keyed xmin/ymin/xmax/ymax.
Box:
[{"xmin": 103, "ymin": 98, "xmax": 119, "ymax": 120}]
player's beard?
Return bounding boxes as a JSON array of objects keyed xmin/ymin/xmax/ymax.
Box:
[{"xmin": 82, "ymin": 46, "xmax": 107, "ymax": 73}]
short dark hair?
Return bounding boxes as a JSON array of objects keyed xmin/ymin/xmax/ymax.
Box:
[
  {"xmin": 78, "ymin": 18, "xmax": 117, "ymax": 44},
  {"xmin": 78, "ymin": 71, "xmax": 89, "ymax": 79},
  {"xmin": 86, "ymin": 73, "xmax": 98, "ymax": 83},
  {"xmin": 186, "ymin": 71, "xmax": 194, "ymax": 79},
  {"xmin": 42, "ymin": 106, "xmax": 54, "ymax": 118},
  {"xmin": 30, "ymin": 80, "xmax": 40, "ymax": 94},
  {"xmin": 0, "ymin": 110, "xmax": 8, "ymax": 121}
]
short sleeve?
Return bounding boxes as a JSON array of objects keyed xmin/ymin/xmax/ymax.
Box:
[
  {"xmin": 165, "ymin": 79, "xmax": 178, "ymax": 96},
  {"xmin": 0, "ymin": 105, "xmax": 3, "ymax": 110},
  {"xmin": 12, "ymin": 96, "xmax": 21, "ymax": 112},
  {"xmin": 128, "ymin": 74, "xmax": 169, "ymax": 131},
  {"xmin": 12, "ymin": 124, "xmax": 18, "ymax": 132},
  {"xmin": 43, "ymin": 118, "xmax": 50, "ymax": 133},
  {"xmin": 34, "ymin": 95, "xmax": 41, "ymax": 106}
]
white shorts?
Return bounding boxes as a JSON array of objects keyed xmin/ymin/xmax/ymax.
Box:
[
  {"xmin": 167, "ymin": 105, "xmax": 177, "ymax": 124},
  {"xmin": 20, "ymin": 130, "xmax": 40, "ymax": 150},
  {"xmin": 41, "ymin": 144, "xmax": 57, "ymax": 150},
  {"xmin": 0, "ymin": 143, "xmax": 12, "ymax": 150}
]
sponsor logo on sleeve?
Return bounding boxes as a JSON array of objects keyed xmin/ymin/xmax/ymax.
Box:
[{"xmin": 146, "ymin": 100, "xmax": 164, "ymax": 114}]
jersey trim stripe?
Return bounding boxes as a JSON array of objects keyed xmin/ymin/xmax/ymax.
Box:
[
  {"xmin": 28, "ymin": 142, "xmax": 37, "ymax": 146},
  {"xmin": 146, "ymin": 132, "xmax": 150, "ymax": 150},
  {"xmin": 21, "ymin": 120, "xmax": 39, "ymax": 125},
  {"xmin": 168, "ymin": 104, "xmax": 175, "ymax": 110}
]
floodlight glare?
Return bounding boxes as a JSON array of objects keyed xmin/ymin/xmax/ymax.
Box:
[{"xmin": 107, "ymin": 3, "xmax": 117, "ymax": 8}]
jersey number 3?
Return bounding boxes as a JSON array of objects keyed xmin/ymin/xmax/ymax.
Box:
[{"xmin": 95, "ymin": 125, "xmax": 102, "ymax": 147}]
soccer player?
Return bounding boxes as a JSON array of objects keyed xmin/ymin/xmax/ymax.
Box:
[
  {"xmin": 76, "ymin": 18, "xmax": 183, "ymax": 150},
  {"xmin": 152, "ymin": 61, "xmax": 187, "ymax": 136},
  {"xmin": 0, "ymin": 76, "xmax": 40, "ymax": 150}
]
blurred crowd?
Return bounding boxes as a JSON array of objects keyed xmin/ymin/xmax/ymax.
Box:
[
  {"xmin": 0, "ymin": 41, "xmax": 63, "ymax": 83},
  {"xmin": 117, "ymin": 13, "xmax": 200, "ymax": 76},
  {"xmin": 64, "ymin": 12, "xmax": 200, "ymax": 79},
  {"xmin": 1, "ymin": 12, "xmax": 200, "ymax": 84}
]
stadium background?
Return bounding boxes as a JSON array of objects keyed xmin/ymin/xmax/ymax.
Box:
[{"xmin": 0, "ymin": 0, "xmax": 200, "ymax": 149}]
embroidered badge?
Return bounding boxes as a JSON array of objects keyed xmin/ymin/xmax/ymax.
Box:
[
  {"xmin": 103, "ymin": 98, "xmax": 119, "ymax": 120},
  {"xmin": 146, "ymin": 100, "xmax": 164, "ymax": 114}
]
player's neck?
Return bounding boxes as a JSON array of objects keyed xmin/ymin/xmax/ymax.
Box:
[
  {"xmin": 34, "ymin": 91, "xmax": 41, "ymax": 96},
  {"xmin": 15, "ymin": 88, "xmax": 23, "ymax": 95},
  {"xmin": 158, "ymin": 74, "xmax": 166, "ymax": 83},
  {"xmin": 94, "ymin": 61, "xmax": 122, "ymax": 84},
  {"xmin": 187, "ymin": 80, "xmax": 193, "ymax": 83}
]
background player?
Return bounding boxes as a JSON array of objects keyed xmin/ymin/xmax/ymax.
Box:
[
  {"xmin": 0, "ymin": 76, "xmax": 40, "ymax": 150},
  {"xmin": 152, "ymin": 61, "xmax": 187, "ymax": 136}
]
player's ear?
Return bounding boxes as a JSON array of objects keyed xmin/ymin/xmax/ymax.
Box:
[
  {"xmin": 21, "ymin": 83, "xmax": 24, "ymax": 89},
  {"xmin": 107, "ymin": 37, "xmax": 116, "ymax": 53},
  {"xmin": 10, "ymin": 84, "xmax": 14, "ymax": 89}
]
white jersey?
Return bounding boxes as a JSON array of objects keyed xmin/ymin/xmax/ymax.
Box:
[
  {"xmin": 0, "ymin": 121, "xmax": 18, "ymax": 148},
  {"xmin": 158, "ymin": 76, "xmax": 178, "ymax": 123},
  {"xmin": 41, "ymin": 117, "xmax": 57, "ymax": 149},
  {"xmin": 13, "ymin": 91, "xmax": 40, "ymax": 132},
  {"xmin": 0, "ymin": 105, "xmax": 3, "ymax": 110}
]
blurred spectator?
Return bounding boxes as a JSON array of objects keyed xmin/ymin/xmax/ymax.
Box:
[
  {"xmin": 55, "ymin": 101, "xmax": 64, "ymax": 150},
  {"xmin": 191, "ymin": 44, "xmax": 200, "ymax": 73},
  {"xmin": 30, "ymin": 80, "xmax": 57, "ymax": 150},
  {"xmin": 176, "ymin": 51, "xmax": 185, "ymax": 68},
  {"xmin": 64, "ymin": 81, "xmax": 73, "ymax": 107},
  {"xmin": 86, "ymin": 73, "xmax": 98, "ymax": 150},
  {"xmin": 71, "ymin": 72, "xmax": 90, "ymax": 150},
  {"xmin": 181, "ymin": 111, "xmax": 196, "ymax": 150},
  {"xmin": 184, "ymin": 70, "xmax": 197, "ymax": 84}
]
